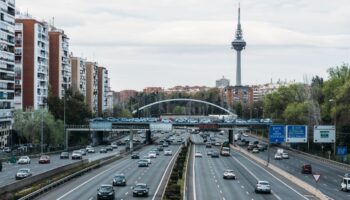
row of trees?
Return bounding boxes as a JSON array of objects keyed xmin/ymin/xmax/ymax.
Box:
[{"xmin": 12, "ymin": 89, "xmax": 93, "ymax": 150}]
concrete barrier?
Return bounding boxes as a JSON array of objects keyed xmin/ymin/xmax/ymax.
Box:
[{"xmin": 230, "ymin": 144, "xmax": 329, "ymax": 200}]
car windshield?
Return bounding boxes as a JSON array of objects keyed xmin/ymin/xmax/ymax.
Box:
[
  {"xmin": 20, "ymin": 156, "xmax": 28, "ymax": 159},
  {"xmin": 99, "ymin": 186, "xmax": 113, "ymax": 192},
  {"xmin": 259, "ymin": 182, "xmax": 269, "ymax": 185},
  {"xmin": 18, "ymin": 169, "xmax": 29, "ymax": 173},
  {"xmin": 61, "ymin": 152, "xmax": 68, "ymax": 155},
  {"xmin": 114, "ymin": 175, "xmax": 124, "ymax": 180},
  {"xmin": 136, "ymin": 184, "xmax": 147, "ymax": 189},
  {"xmin": 225, "ymin": 170, "xmax": 234, "ymax": 173}
]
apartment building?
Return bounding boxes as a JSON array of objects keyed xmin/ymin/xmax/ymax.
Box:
[
  {"xmin": 98, "ymin": 66, "xmax": 109, "ymax": 115},
  {"xmin": 70, "ymin": 56, "xmax": 86, "ymax": 96},
  {"xmin": 86, "ymin": 61, "xmax": 98, "ymax": 113},
  {"xmin": 49, "ymin": 27, "xmax": 70, "ymax": 99},
  {"xmin": 0, "ymin": 0, "xmax": 15, "ymax": 147},
  {"xmin": 15, "ymin": 15, "xmax": 49, "ymax": 110}
]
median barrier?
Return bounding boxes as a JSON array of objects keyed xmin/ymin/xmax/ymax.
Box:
[{"xmin": 230, "ymin": 144, "xmax": 329, "ymax": 200}]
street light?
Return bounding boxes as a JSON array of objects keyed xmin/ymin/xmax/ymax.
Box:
[
  {"xmin": 41, "ymin": 110, "xmax": 43, "ymax": 154},
  {"xmin": 329, "ymin": 99, "xmax": 336, "ymax": 158}
]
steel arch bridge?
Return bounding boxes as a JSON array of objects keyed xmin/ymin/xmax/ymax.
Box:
[{"xmin": 132, "ymin": 98, "xmax": 236, "ymax": 117}]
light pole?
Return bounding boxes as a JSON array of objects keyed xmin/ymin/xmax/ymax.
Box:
[
  {"xmin": 329, "ymin": 99, "xmax": 336, "ymax": 158},
  {"xmin": 64, "ymin": 96, "xmax": 67, "ymax": 151},
  {"xmin": 41, "ymin": 110, "xmax": 44, "ymax": 154}
]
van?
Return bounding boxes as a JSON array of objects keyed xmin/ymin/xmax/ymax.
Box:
[{"xmin": 341, "ymin": 177, "xmax": 350, "ymax": 192}]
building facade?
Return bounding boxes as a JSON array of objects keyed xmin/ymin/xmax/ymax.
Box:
[
  {"xmin": 86, "ymin": 61, "xmax": 98, "ymax": 113},
  {"xmin": 215, "ymin": 76, "xmax": 230, "ymax": 89},
  {"xmin": 15, "ymin": 15, "xmax": 49, "ymax": 110},
  {"xmin": 70, "ymin": 56, "xmax": 86, "ymax": 97},
  {"xmin": 0, "ymin": 0, "xmax": 15, "ymax": 147},
  {"xmin": 143, "ymin": 87, "xmax": 163, "ymax": 94},
  {"xmin": 49, "ymin": 27, "xmax": 70, "ymax": 99},
  {"xmin": 98, "ymin": 66, "xmax": 109, "ymax": 115},
  {"xmin": 116, "ymin": 90, "xmax": 138, "ymax": 103}
]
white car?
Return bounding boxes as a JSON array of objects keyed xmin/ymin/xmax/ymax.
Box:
[
  {"xmin": 255, "ymin": 180, "xmax": 271, "ymax": 193},
  {"xmin": 341, "ymin": 177, "xmax": 350, "ymax": 192},
  {"xmin": 282, "ymin": 153, "xmax": 289, "ymax": 159},
  {"xmin": 148, "ymin": 151, "xmax": 157, "ymax": 158},
  {"xmin": 242, "ymin": 133, "xmax": 248, "ymax": 137},
  {"xmin": 142, "ymin": 156, "xmax": 152, "ymax": 164},
  {"xmin": 252, "ymin": 148, "xmax": 259, "ymax": 153},
  {"xmin": 87, "ymin": 147, "xmax": 95, "ymax": 153},
  {"xmin": 223, "ymin": 169, "xmax": 236, "ymax": 179},
  {"xmin": 164, "ymin": 149, "xmax": 172, "ymax": 156},
  {"xmin": 17, "ymin": 156, "xmax": 31, "ymax": 164},
  {"xmin": 195, "ymin": 151, "xmax": 202, "ymax": 157},
  {"xmin": 111, "ymin": 143, "xmax": 118, "ymax": 149},
  {"xmin": 274, "ymin": 153, "xmax": 282, "ymax": 160}
]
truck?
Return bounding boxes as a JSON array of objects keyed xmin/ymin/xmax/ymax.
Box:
[
  {"xmin": 220, "ymin": 141, "xmax": 230, "ymax": 156},
  {"xmin": 277, "ymin": 148, "xmax": 284, "ymax": 155},
  {"xmin": 234, "ymin": 134, "xmax": 241, "ymax": 141}
]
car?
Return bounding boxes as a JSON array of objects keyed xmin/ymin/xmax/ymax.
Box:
[
  {"xmin": 112, "ymin": 174, "xmax": 126, "ymax": 186},
  {"xmin": 106, "ymin": 146, "xmax": 113, "ymax": 151},
  {"xmin": 157, "ymin": 146, "xmax": 163, "ymax": 151},
  {"xmin": 80, "ymin": 149, "xmax": 87, "ymax": 156},
  {"xmin": 142, "ymin": 156, "xmax": 151, "ymax": 164},
  {"xmin": 38, "ymin": 155, "xmax": 50, "ymax": 164},
  {"xmin": 223, "ymin": 169, "xmax": 236, "ymax": 179},
  {"xmin": 97, "ymin": 184, "xmax": 115, "ymax": 200},
  {"xmin": 132, "ymin": 183, "xmax": 149, "ymax": 197},
  {"xmin": 282, "ymin": 152, "xmax": 289, "ymax": 159},
  {"xmin": 17, "ymin": 156, "xmax": 30, "ymax": 164},
  {"xmin": 151, "ymin": 148, "xmax": 160, "ymax": 155},
  {"xmin": 148, "ymin": 151, "xmax": 157, "ymax": 158},
  {"xmin": 247, "ymin": 145, "xmax": 256, "ymax": 151},
  {"xmin": 211, "ymin": 151, "xmax": 219, "ymax": 158},
  {"xmin": 252, "ymin": 148, "xmax": 259, "ymax": 153},
  {"xmin": 274, "ymin": 153, "xmax": 282, "ymax": 160},
  {"xmin": 255, "ymin": 181, "xmax": 271, "ymax": 193},
  {"xmin": 242, "ymin": 133, "xmax": 248, "ymax": 137},
  {"xmin": 111, "ymin": 143, "xmax": 118, "ymax": 149},
  {"xmin": 60, "ymin": 152, "xmax": 69, "ymax": 159},
  {"xmin": 164, "ymin": 149, "xmax": 173, "ymax": 156},
  {"xmin": 87, "ymin": 147, "xmax": 95, "ymax": 153},
  {"xmin": 4, "ymin": 147, "xmax": 11, "ymax": 153},
  {"xmin": 341, "ymin": 177, "xmax": 350, "ymax": 192},
  {"xmin": 214, "ymin": 142, "xmax": 221, "ymax": 146},
  {"xmin": 15, "ymin": 168, "xmax": 32, "ymax": 180},
  {"xmin": 162, "ymin": 142, "xmax": 169, "ymax": 147},
  {"xmin": 85, "ymin": 145, "xmax": 92, "ymax": 151},
  {"xmin": 138, "ymin": 160, "xmax": 149, "ymax": 167},
  {"xmin": 301, "ymin": 164, "xmax": 312, "ymax": 174},
  {"xmin": 131, "ymin": 152, "xmax": 140, "ymax": 159},
  {"xmin": 344, "ymin": 173, "xmax": 350, "ymax": 178},
  {"xmin": 257, "ymin": 144, "xmax": 266, "ymax": 151},
  {"xmin": 207, "ymin": 150, "xmax": 214, "ymax": 156},
  {"xmin": 100, "ymin": 148, "xmax": 107, "ymax": 153},
  {"xmin": 195, "ymin": 151, "xmax": 202, "ymax": 157},
  {"xmin": 72, "ymin": 151, "xmax": 82, "ymax": 160},
  {"xmin": 205, "ymin": 143, "xmax": 212, "ymax": 148}
]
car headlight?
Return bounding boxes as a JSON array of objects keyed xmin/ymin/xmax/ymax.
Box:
[
  {"xmin": 109, "ymin": 192, "xmax": 113, "ymax": 195},
  {"xmin": 123, "ymin": 179, "xmax": 126, "ymax": 182},
  {"xmin": 98, "ymin": 192, "xmax": 102, "ymax": 195}
]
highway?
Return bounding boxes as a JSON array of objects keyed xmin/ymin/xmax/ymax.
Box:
[
  {"xmin": 36, "ymin": 132, "xmax": 187, "ymax": 200},
  {"xmin": 238, "ymin": 134, "xmax": 350, "ymax": 200},
  {"xmin": 188, "ymin": 133, "xmax": 317, "ymax": 200},
  {"xmin": 0, "ymin": 133, "xmax": 144, "ymax": 188}
]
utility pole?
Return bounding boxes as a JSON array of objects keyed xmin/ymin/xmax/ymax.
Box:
[
  {"xmin": 64, "ymin": 96, "xmax": 67, "ymax": 150},
  {"xmin": 41, "ymin": 110, "xmax": 44, "ymax": 154},
  {"xmin": 329, "ymin": 99, "xmax": 337, "ymax": 158}
]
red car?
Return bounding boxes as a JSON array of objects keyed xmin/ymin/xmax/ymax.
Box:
[{"xmin": 39, "ymin": 155, "xmax": 50, "ymax": 164}]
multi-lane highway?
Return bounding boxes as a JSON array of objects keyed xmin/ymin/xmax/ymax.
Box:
[
  {"xmin": 0, "ymin": 134, "xmax": 145, "ymax": 188},
  {"xmin": 239, "ymin": 134, "xmax": 350, "ymax": 200},
  {"xmin": 35, "ymin": 132, "xmax": 187, "ymax": 200},
  {"xmin": 188, "ymin": 134, "xmax": 318, "ymax": 200}
]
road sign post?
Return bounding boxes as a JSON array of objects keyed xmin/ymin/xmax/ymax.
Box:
[{"xmin": 268, "ymin": 125, "xmax": 285, "ymax": 166}]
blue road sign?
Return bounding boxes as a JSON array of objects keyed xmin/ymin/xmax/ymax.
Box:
[
  {"xmin": 269, "ymin": 125, "xmax": 285, "ymax": 143},
  {"xmin": 337, "ymin": 146, "xmax": 348, "ymax": 156},
  {"xmin": 286, "ymin": 125, "xmax": 307, "ymax": 143}
]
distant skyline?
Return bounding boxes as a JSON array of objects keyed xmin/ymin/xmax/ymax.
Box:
[{"xmin": 17, "ymin": 0, "xmax": 350, "ymax": 91}]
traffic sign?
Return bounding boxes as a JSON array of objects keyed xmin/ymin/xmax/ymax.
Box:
[
  {"xmin": 313, "ymin": 126, "xmax": 335, "ymax": 143},
  {"xmin": 269, "ymin": 125, "xmax": 285, "ymax": 143},
  {"xmin": 313, "ymin": 173, "xmax": 321, "ymax": 182},
  {"xmin": 337, "ymin": 146, "xmax": 348, "ymax": 156},
  {"xmin": 286, "ymin": 125, "xmax": 307, "ymax": 143}
]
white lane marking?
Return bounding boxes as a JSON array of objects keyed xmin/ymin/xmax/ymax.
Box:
[
  {"xmin": 232, "ymin": 154, "xmax": 309, "ymax": 200},
  {"xmin": 152, "ymin": 145, "xmax": 181, "ymax": 200},
  {"xmin": 193, "ymin": 145, "xmax": 197, "ymax": 200},
  {"xmin": 88, "ymin": 197, "xmax": 93, "ymax": 200},
  {"xmin": 125, "ymin": 192, "xmax": 128, "ymax": 195}
]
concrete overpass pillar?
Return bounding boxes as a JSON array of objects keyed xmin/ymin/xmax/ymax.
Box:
[
  {"xmin": 129, "ymin": 130, "xmax": 134, "ymax": 150},
  {"xmin": 146, "ymin": 130, "xmax": 152, "ymax": 144},
  {"xmin": 228, "ymin": 129, "xmax": 233, "ymax": 144}
]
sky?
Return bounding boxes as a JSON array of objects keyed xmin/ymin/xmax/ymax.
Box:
[{"xmin": 17, "ymin": 0, "xmax": 350, "ymax": 91}]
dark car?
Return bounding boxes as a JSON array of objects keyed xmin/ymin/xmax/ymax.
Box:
[
  {"xmin": 15, "ymin": 168, "xmax": 32, "ymax": 180},
  {"xmin": 112, "ymin": 174, "xmax": 126, "ymax": 186},
  {"xmin": 157, "ymin": 146, "xmax": 163, "ymax": 151},
  {"xmin": 132, "ymin": 183, "xmax": 149, "ymax": 197},
  {"xmin": 206, "ymin": 143, "xmax": 212, "ymax": 148},
  {"xmin": 0, "ymin": 160, "xmax": 2, "ymax": 172},
  {"xmin": 211, "ymin": 151, "xmax": 219, "ymax": 158},
  {"xmin": 162, "ymin": 142, "xmax": 169, "ymax": 147},
  {"xmin": 97, "ymin": 184, "xmax": 115, "ymax": 200},
  {"xmin": 247, "ymin": 145, "xmax": 256, "ymax": 151},
  {"xmin": 60, "ymin": 152, "xmax": 69, "ymax": 159},
  {"xmin": 131, "ymin": 152, "xmax": 140, "ymax": 159},
  {"xmin": 100, "ymin": 148, "xmax": 107, "ymax": 153},
  {"xmin": 38, "ymin": 155, "xmax": 50, "ymax": 164},
  {"xmin": 301, "ymin": 164, "xmax": 312, "ymax": 174}
]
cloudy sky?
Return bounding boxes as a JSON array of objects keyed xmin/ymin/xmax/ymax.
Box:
[{"xmin": 17, "ymin": 0, "xmax": 350, "ymax": 91}]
